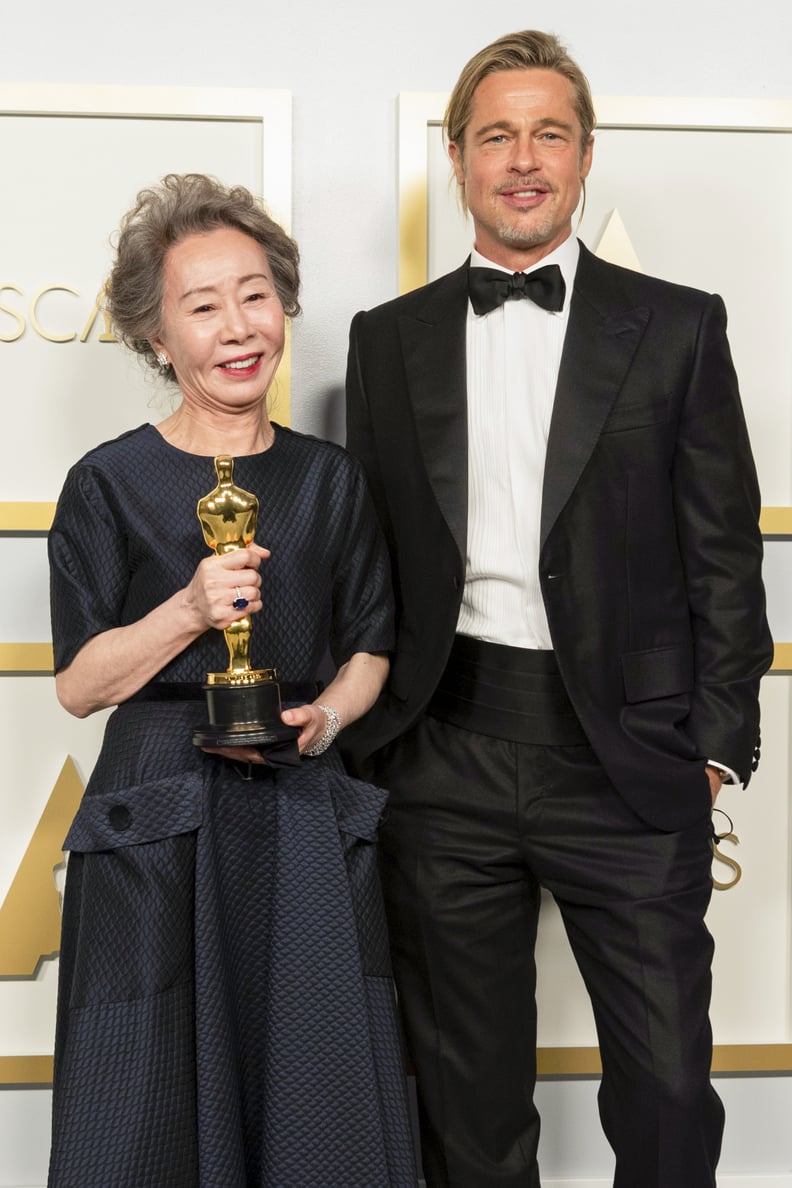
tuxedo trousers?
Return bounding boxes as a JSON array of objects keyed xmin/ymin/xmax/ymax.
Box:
[{"xmin": 374, "ymin": 713, "xmax": 724, "ymax": 1187}]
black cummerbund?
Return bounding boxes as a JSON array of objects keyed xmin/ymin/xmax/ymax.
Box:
[
  {"xmin": 427, "ymin": 634, "xmax": 587, "ymax": 745},
  {"xmin": 127, "ymin": 680, "xmax": 320, "ymax": 704}
]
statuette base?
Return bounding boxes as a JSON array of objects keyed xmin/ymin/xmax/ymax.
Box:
[{"xmin": 192, "ymin": 670, "xmax": 298, "ymax": 748}]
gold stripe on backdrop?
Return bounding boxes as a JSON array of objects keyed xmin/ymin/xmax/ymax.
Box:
[
  {"xmin": 0, "ymin": 644, "xmax": 53, "ymax": 672},
  {"xmin": 760, "ymin": 507, "xmax": 792, "ymax": 535},
  {"xmin": 3, "ymin": 1044, "xmax": 792, "ymax": 1085},
  {"xmin": 0, "ymin": 1055, "xmax": 54, "ymax": 1085},
  {"xmin": 0, "ymin": 503, "xmax": 56, "ymax": 531},
  {"xmin": 2, "ymin": 502, "xmax": 791, "ymax": 536},
  {"xmin": 774, "ymin": 643, "xmax": 792, "ymax": 671},
  {"xmin": 536, "ymin": 1043, "xmax": 792, "ymax": 1076}
]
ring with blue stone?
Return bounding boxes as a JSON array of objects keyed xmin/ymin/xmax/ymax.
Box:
[{"xmin": 232, "ymin": 586, "xmax": 249, "ymax": 611}]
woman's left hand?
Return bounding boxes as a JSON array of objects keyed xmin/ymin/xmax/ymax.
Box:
[
  {"xmin": 280, "ymin": 703, "xmax": 330, "ymax": 754},
  {"xmin": 201, "ymin": 652, "xmax": 388, "ymax": 765},
  {"xmin": 201, "ymin": 705, "xmax": 328, "ymax": 763}
]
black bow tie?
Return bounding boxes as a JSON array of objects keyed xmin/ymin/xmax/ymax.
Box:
[{"xmin": 468, "ymin": 264, "xmax": 566, "ymax": 316}]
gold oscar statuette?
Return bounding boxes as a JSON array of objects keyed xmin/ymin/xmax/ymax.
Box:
[{"xmin": 192, "ymin": 455, "xmax": 298, "ymax": 748}]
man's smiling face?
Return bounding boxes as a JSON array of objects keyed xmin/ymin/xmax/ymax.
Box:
[{"xmin": 449, "ymin": 67, "xmax": 594, "ymax": 271}]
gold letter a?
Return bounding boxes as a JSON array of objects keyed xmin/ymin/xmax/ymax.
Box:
[{"xmin": 0, "ymin": 757, "xmax": 84, "ymax": 976}]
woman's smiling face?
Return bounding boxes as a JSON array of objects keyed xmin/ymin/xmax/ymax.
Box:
[{"xmin": 152, "ymin": 225, "xmax": 285, "ymax": 418}]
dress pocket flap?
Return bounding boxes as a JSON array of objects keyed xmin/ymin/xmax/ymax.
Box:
[
  {"xmin": 621, "ymin": 646, "xmax": 694, "ymax": 704},
  {"xmin": 328, "ymin": 771, "xmax": 389, "ymax": 842},
  {"xmin": 64, "ymin": 773, "xmax": 205, "ymax": 852}
]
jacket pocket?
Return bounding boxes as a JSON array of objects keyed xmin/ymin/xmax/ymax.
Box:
[
  {"xmin": 601, "ymin": 393, "xmax": 671, "ymax": 434},
  {"xmin": 621, "ymin": 645, "xmax": 694, "ymax": 704}
]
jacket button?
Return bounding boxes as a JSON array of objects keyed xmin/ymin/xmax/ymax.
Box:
[{"xmin": 109, "ymin": 805, "xmax": 131, "ymax": 831}]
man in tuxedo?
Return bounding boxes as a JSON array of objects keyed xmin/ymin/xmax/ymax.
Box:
[{"xmin": 343, "ymin": 29, "xmax": 772, "ymax": 1188}]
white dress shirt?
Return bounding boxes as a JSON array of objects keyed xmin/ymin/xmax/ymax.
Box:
[{"xmin": 458, "ymin": 234, "xmax": 579, "ymax": 649}]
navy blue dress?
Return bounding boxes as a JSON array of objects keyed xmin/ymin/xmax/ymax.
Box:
[{"xmin": 47, "ymin": 424, "xmax": 415, "ymax": 1187}]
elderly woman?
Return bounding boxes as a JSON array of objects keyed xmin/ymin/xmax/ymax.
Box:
[{"xmin": 47, "ymin": 174, "xmax": 415, "ymax": 1187}]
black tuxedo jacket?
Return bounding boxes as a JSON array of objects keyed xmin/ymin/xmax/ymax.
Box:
[{"xmin": 343, "ymin": 243, "xmax": 773, "ymax": 830}]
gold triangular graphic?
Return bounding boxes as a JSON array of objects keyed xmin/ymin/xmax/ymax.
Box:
[
  {"xmin": 594, "ymin": 209, "xmax": 642, "ymax": 272},
  {"xmin": 0, "ymin": 756, "xmax": 84, "ymax": 977}
]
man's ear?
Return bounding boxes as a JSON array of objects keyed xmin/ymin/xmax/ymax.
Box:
[
  {"xmin": 448, "ymin": 140, "xmax": 466, "ymax": 187},
  {"xmin": 580, "ymin": 134, "xmax": 594, "ymax": 181}
]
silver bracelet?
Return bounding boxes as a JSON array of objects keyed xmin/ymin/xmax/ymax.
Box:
[{"xmin": 304, "ymin": 703, "xmax": 342, "ymax": 756}]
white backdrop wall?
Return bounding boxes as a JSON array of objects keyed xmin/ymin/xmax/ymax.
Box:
[
  {"xmin": 1, "ymin": 0, "xmax": 789, "ymax": 441},
  {"xmin": 2, "ymin": 2, "xmax": 791, "ymax": 1185}
]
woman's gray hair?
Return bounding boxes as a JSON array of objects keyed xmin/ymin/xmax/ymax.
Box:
[{"xmin": 106, "ymin": 173, "xmax": 300, "ymax": 374}]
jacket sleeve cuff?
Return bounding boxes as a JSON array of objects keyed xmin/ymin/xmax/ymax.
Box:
[{"xmin": 707, "ymin": 759, "xmax": 741, "ymax": 788}]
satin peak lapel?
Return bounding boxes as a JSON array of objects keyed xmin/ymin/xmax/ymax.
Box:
[
  {"xmin": 398, "ymin": 270, "xmax": 469, "ymax": 561},
  {"xmin": 541, "ymin": 285, "xmax": 650, "ymax": 549}
]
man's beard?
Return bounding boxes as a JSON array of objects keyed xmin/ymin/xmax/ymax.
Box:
[{"xmin": 492, "ymin": 205, "xmax": 558, "ymax": 249}]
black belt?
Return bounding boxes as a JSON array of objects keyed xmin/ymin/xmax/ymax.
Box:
[
  {"xmin": 427, "ymin": 635, "xmax": 586, "ymax": 745},
  {"xmin": 127, "ymin": 680, "xmax": 321, "ymax": 704}
]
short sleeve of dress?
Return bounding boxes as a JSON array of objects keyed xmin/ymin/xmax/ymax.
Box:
[
  {"xmin": 48, "ymin": 463, "xmax": 130, "ymax": 672},
  {"xmin": 329, "ymin": 459, "xmax": 395, "ymax": 668}
]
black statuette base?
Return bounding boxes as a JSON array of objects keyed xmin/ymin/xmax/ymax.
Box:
[{"xmin": 192, "ymin": 678, "xmax": 299, "ymax": 748}]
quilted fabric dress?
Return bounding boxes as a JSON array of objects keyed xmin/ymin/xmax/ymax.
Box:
[{"xmin": 47, "ymin": 424, "xmax": 416, "ymax": 1187}]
